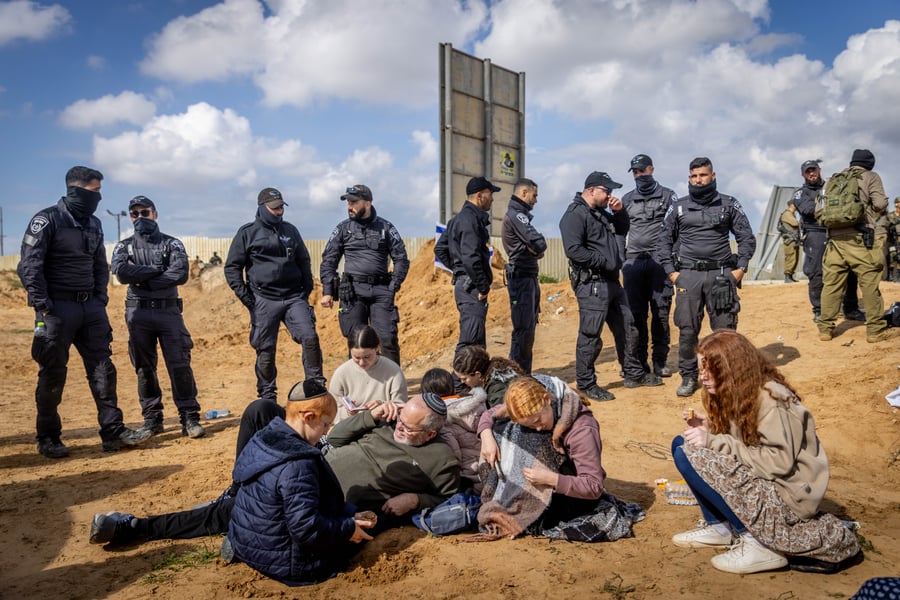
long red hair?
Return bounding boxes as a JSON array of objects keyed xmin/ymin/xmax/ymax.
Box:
[{"xmin": 697, "ymin": 330, "xmax": 799, "ymax": 446}]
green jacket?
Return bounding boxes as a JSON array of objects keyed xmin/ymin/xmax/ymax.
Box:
[{"xmin": 326, "ymin": 411, "xmax": 460, "ymax": 511}]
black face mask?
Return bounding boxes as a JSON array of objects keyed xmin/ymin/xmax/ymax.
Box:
[
  {"xmin": 635, "ymin": 175, "xmax": 658, "ymax": 195},
  {"xmin": 688, "ymin": 180, "xmax": 718, "ymax": 204},
  {"xmin": 65, "ymin": 186, "xmax": 102, "ymax": 219},
  {"xmin": 257, "ymin": 205, "xmax": 283, "ymax": 227},
  {"xmin": 806, "ymin": 177, "xmax": 824, "ymax": 190},
  {"xmin": 133, "ymin": 217, "xmax": 158, "ymax": 236}
]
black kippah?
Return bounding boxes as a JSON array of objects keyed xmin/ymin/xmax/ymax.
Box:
[
  {"xmin": 422, "ymin": 392, "xmax": 447, "ymax": 416},
  {"xmin": 288, "ymin": 379, "xmax": 327, "ymax": 401}
]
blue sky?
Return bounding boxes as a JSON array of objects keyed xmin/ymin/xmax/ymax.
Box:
[{"xmin": 2, "ymin": 0, "xmax": 899, "ymax": 255}]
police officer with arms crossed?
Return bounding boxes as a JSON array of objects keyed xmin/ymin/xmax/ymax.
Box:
[
  {"xmin": 501, "ymin": 178, "xmax": 547, "ymax": 374},
  {"xmin": 792, "ymin": 159, "xmax": 864, "ymax": 322},
  {"xmin": 621, "ymin": 154, "xmax": 678, "ymax": 379},
  {"xmin": 320, "ymin": 184, "xmax": 409, "ymax": 367},
  {"xmin": 17, "ymin": 166, "xmax": 151, "ymax": 457},
  {"xmin": 435, "ymin": 176, "xmax": 500, "ymax": 355},
  {"xmin": 657, "ymin": 157, "xmax": 756, "ymax": 397},
  {"xmin": 225, "ymin": 188, "xmax": 325, "ymax": 402},
  {"xmin": 110, "ymin": 196, "xmax": 205, "ymax": 439},
  {"xmin": 559, "ymin": 171, "xmax": 662, "ymax": 402}
]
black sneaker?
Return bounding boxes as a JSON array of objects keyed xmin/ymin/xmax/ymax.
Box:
[
  {"xmin": 676, "ymin": 377, "xmax": 700, "ymax": 397},
  {"xmin": 140, "ymin": 419, "xmax": 165, "ymax": 436},
  {"xmin": 654, "ymin": 363, "xmax": 673, "ymax": 378},
  {"xmin": 579, "ymin": 385, "xmax": 616, "ymax": 402},
  {"xmin": 36, "ymin": 437, "xmax": 69, "ymax": 459},
  {"xmin": 624, "ymin": 373, "xmax": 664, "ymax": 388},
  {"xmin": 102, "ymin": 427, "xmax": 152, "ymax": 452},
  {"xmin": 182, "ymin": 421, "xmax": 206, "ymax": 439},
  {"xmin": 843, "ymin": 309, "xmax": 866, "ymax": 322},
  {"xmin": 89, "ymin": 511, "xmax": 137, "ymax": 544}
]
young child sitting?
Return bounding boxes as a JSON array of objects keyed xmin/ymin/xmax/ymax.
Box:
[
  {"xmin": 452, "ymin": 346, "xmax": 524, "ymax": 408},
  {"xmin": 227, "ymin": 379, "xmax": 376, "ymax": 586}
]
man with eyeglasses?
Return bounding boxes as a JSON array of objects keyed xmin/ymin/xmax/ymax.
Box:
[
  {"xmin": 320, "ymin": 185, "xmax": 409, "ymax": 366},
  {"xmin": 89, "ymin": 390, "xmax": 459, "ymax": 545},
  {"xmin": 657, "ymin": 157, "xmax": 756, "ymax": 397},
  {"xmin": 435, "ymin": 176, "xmax": 501, "ymax": 355},
  {"xmin": 110, "ymin": 196, "xmax": 205, "ymax": 440},
  {"xmin": 559, "ymin": 171, "xmax": 656, "ymax": 403},
  {"xmin": 224, "ymin": 188, "xmax": 325, "ymax": 402},
  {"xmin": 17, "ymin": 166, "xmax": 151, "ymax": 457}
]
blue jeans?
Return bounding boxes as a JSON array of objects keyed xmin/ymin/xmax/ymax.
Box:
[{"xmin": 671, "ymin": 436, "xmax": 746, "ymax": 534}]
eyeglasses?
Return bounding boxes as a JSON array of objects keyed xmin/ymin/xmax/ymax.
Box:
[
  {"xmin": 130, "ymin": 209, "xmax": 153, "ymax": 218},
  {"xmin": 396, "ymin": 411, "xmax": 426, "ymax": 434}
]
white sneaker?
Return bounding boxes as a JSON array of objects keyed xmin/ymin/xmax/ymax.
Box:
[
  {"xmin": 711, "ymin": 535, "xmax": 788, "ymax": 574},
  {"xmin": 672, "ymin": 522, "xmax": 733, "ymax": 548}
]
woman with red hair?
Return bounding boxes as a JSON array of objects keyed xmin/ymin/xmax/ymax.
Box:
[{"xmin": 671, "ymin": 330, "xmax": 860, "ymax": 574}]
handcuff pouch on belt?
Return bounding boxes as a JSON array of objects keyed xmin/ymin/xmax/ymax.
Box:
[{"xmin": 338, "ymin": 273, "xmax": 356, "ymax": 306}]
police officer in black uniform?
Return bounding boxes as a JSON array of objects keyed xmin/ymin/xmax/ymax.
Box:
[
  {"xmin": 657, "ymin": 157, "xmax": 757, "ymax": 397},
  {"xmin": 559, "ymin": 171, "xmax": 661, "ymax": 402},
  {"xmin": 17, "ymin": 166, "xmax": 151, "ymax": 457},
  {"xmin": 792, "ymin": 159, "xmax": 863, "ymax": 322},
  {"xmin": 501, "ymin": 178, "xmax": 546, "ymax": 374},
  {"xmin": 435, "ymin": 176, "xmax": 499, "ymax": 355},
  {"xmin": 224, "ymin": 188, "xmax": 324, "ymax": 402},
  {"xmin": 320, "ymin": 184, "xmax": 409, "ymax": 366},
  {"xmin": 621, "ymin": 154, "xmax": 678, "ymax": 379},
  {"xmin": 110, "ymin": 196, "xmax": 205, "ymax": 439}
]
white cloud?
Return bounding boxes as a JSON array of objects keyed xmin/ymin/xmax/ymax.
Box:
[
  {"xmin": 411, "ymin": 130, "xmax": 438, "ymax": 166},
  {"xmin": 140, "ymin": 0, "xmax": 266, "ymax": 82},
  {"xmin": 93, "ymin": 102, "xmax": 260, "ymax": 186},
  {"xmin": 86, "ymin": 55, "xmax": 106, "ymax": 70},
  {"xmin": 0, "ymin": 0, "xmax": 70, "ymax": 46},
  {"xmin": 140, "ymin": 0, "xmax": 489, "ymax": 108},
  {"xmin": 59, "ymin": 91, "xmax": 157, "ymax": 129}
]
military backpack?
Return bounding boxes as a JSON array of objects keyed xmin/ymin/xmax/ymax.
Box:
[{"xmin": 815, "ymin": 170, "xmax": 865, "ymax": 228}]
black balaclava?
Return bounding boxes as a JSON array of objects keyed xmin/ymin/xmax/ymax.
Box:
[
  {"xmin": 688, "ymin": 179, "xmax": 718, "ymax": 204},
  {"xmin": 635, "ymin": 175, "xmax": 658, "ymax": 195},
  {"xmin": 133, "ymin": 218, "xmax": 159, "ymax": 236},
  {"xmin": 64, "ymin": 186, "xmax": 101, "ymax": 220},
  {"xmin": 257, "ymin": 205, "xmax": 283, "ymax": 227}
]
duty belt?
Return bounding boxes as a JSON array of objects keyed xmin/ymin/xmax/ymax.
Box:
[
  {"xmin": 678, "ymin": 259, "xmax": 736, "ymax": 271},
  {"xmin": 344, "ymin": 272, "xmax": 391, "ymax": 285},
  {"xmin": 125, "ymin": 298, "xmax": 183, "ymax": 309},
  {"xmin": 51, "ymin": 290, "xmax": 92, "ymax": 302}
]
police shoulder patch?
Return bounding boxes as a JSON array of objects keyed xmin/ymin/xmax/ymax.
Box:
[
  {"xmin": 389, "ymin": 226, "xmax": 401, "ymax": 241},
  {"xmin": 170, "ymin": 239, "xmax": 186, "ymax": 253},
  {"xmin": 29, "ymin": 216, "xmax": 50, "ymax": 235},
  {"xmin": 516, "ymin": 213, "xmax": 529, "ymax": 224}
]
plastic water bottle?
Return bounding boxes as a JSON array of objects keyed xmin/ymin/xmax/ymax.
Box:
[
  {"xmin": 205, "ymin": 409, "xmax": 231, "ymax": 419},
  {"xmin": 34, "ymin": 321, "xmax": 47, "ymax": 338},
  {"xmin": 547, "ymin": 293, "xmax": 561, "ymax": 302}
]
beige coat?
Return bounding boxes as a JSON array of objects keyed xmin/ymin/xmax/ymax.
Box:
[{"xmin": 705, "ymin": 381, "xmax": 829, "ymax": 519}]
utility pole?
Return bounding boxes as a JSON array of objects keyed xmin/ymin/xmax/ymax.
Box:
[{"xmin": 106, "ymin": 209, "xmax": 127, "ymax": 241}]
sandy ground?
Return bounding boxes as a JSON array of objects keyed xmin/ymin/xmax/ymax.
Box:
[{"xmin": 1, "ymin": 242, "xmax": 898, "ymax": 600}]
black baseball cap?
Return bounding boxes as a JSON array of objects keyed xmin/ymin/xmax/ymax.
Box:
[
  {"xmin": 341, "ymin": 184, "xmax": 373, "ymax": 202},
  {"xmin": 584, "ymin": 171, "xmax": 622, "ymax": 191},
  {"xmin": 800, "ymin": 159, "xmax": 822, "ymax": 173},
  {"xmin": 628, "ymin": 154, "xmax": 653, "ymax": 172},
  {"xmin": 258, "ymin": 187, "xmax": 287, "ymax": 208},
  {"xmin": 465, "ymin": 176, "xmax": 501, "ymax": 195},
  {"xmin": 128, "ymin": 195, "xmax": 156, "ymax": 210}
]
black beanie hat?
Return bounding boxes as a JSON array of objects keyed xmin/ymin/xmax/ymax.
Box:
[{"xmin": 850, "ymin": 149, "xmax": 875, "ymax": 170}]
